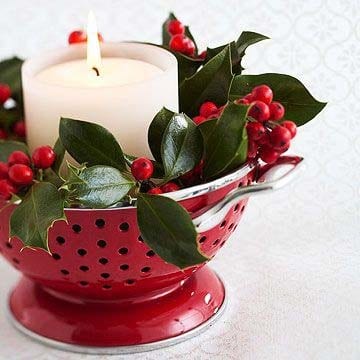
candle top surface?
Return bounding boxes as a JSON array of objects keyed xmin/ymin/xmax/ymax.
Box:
[{"xmin": 36, "ymin": 57, "xmax": 163, "ymax": 87}]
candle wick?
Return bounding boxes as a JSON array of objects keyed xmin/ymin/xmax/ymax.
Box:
[{"xmin": 92, "ymin": 67, "xmax": 100, "ymax": 76}]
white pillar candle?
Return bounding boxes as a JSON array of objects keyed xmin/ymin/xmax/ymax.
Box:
[{"xmin": 22, "ymin": 42, "xmax": 178, "ymax": 157}]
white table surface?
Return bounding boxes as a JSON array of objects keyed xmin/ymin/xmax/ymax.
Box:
[{"xmin": 0, "ymin": 0, "xmax": 359, "ymax": 359}]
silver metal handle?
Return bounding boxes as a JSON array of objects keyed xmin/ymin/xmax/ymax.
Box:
[{"xmin": 193, "ymin": 156, "xmax": 305, "ymax": 232}]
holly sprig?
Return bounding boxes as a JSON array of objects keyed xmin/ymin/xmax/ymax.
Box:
[{"xmin": 0, "ymin": 13, "xmax": 326, "ymax": 269}]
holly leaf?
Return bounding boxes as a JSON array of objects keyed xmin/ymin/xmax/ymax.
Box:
[
  {"xmin": 137, "ymin": 193, "xmax": 208, "ymax": 269},
  {"xmin": 0, "ymin": 57, "xmax": 24, "ymax": 105},
  {"xmin": 0, "ymin": 106, "xmax": 23, "ymax": 130},
  {"xmin": 59, "ymin": 118, "xmax": 126, "ymax": 171},
  {"xmin": 148, "ymin": 107, "xmax": 175, "ymax": 162},
  {"xmin": 67, "ymin": 165, "xmax": 135, "ymax": 208},
  {"xmin": 180, "ymin": 45, "xmax": 233, "ymax": 117},
  {"xmin": 52, "ymin": 138, "xmax": 65, "ymax": 174},
  {"xmin": 161, "ymin": 113, "xmax": 203, "ymax": 181},
  {"xmin": 203, "ymin": 102, "xmax": 248, "ymax": 180},
  {"xmin": 10, "ymin": 182, "xmax": 66, "ymax": 251},
  {"xmin": 198, "ymin": 118, "xmax": 217, "ymax": 142},
  {"xmin": 229, "ymin": 73, "xmax": 327, "ymax": 126},
  {"xmin": 0, "ymin": 140, "xmax": 29, "ymax": 162}
]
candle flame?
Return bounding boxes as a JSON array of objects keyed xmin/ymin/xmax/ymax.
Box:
[{"xmin": 87, "ymin": 11, "xmax": 101, "ymax": 74}]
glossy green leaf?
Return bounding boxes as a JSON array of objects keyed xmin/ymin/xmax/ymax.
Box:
[
  {"xmin": 161, "ymin": 113, "xmax": 203, "ymax": 180},
  {"xmin": 10, "ymin": 182, "xmax": 66, "ymax": 251},
  {"xmin": 68, "ymin": 165, "xmax": 135, "ymax": 208},
  {"xmin": 137, "ymin": 193, "xmax": 208, "ymax": 269},
  {"xmin": 0, "ymin": 140, "xmax": 29, "ymax": 162},
  {"xmin": 148, "ymin": 107, "xmax": 175, "ymax": 162},
  {"xmin": 52, "ymin": 138, "xmax": 65, "ymax": 174},
  {"xmin": 179, "ymin": 45, "xmax": 233, "ymax": 117},
  {"xmin": 203, "ymin": 102, "xmax": 248, "ymax": 180},
  {"xmin": 229, "ymin": 73, "xmax": 327, "ymax": 126},
  {"xmin": 59, "ymin": 118, "xmax": 126, "ymax": 170},
  {"xmin": 0, "ymin": 57, "xmax": 24, "ymax": 104},
  {"xmin": 198, "ymin": 118, "xmax": 217, "ymax": 142}
]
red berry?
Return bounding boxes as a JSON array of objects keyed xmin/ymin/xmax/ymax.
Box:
[
  {"xmin": 183, "ymin": 37, "xmax": 196, "ymax": 56},
  {"xmin": 257, "ymin": 132, "xmax": 270, "ymax": 146},
  {"xmin": 0, "ymin": 179, "xmax": 16, "ymax": 200},
  {"xmin": 199, "ymin": 101, "xmax": 218, "ymax": 118},
  {"xmin": 32, "ymin": 146, "xmax": 56, "ymax": 169},
  {"xmin": 8, "ymin": 164, "xmax": 33, "ymax": 185},
  {"xmin": 269, "ymin": 126, "xmax": 292, "ymax": 150},
  {"xmin": 167, "ymin": 19, "xmax": 185, "ymax": 36},
  {"xmin": 244, "ymin": 93, "xmax": 254, "ymax": 103},
  {"xmin": 68, "ymin": 30, "xmax": 87, "ymax": 44},
  {"xmin": 169, "ymin": 34, "xmax": 195, "ymax": 56},
  {"xmin": 0, "ymin": 162, "xmax": 9, "ymax": 179},
  {"xmin": 13, "ymin": 120, "xmax": 26, "ymax": 138},
  {"xmin": 259, "ymin": 146, "xmax": 280, "ymax": 164},
  {"xmin": 199, "ymin": 50, "xmax": 207, "ymax": 60},
  {"xmin": 148, "ymin": 187, "xmax": 163, "ymax": 195},
  {"xmin": 248, "ymin": 101, "xmax": 270, "ymax": 122},
  {"xmin": 0, "ymin": 128, "xmax": 7, "ymax": 140},
  {"xmin": 131, "ymin": 157, "xmax": 154, "ymax": 181},
  {"xmin": 246, "ymin": 122, "xmax": 266, "ymax": 141},
  {"xmin": 193, "ymin": 115, "xmax": 207, "ymax": 125},
  {"xmin": 247, "ymin": 141, "xmax": 258, "ymax": 159},
  {"xmin": 0, "ymin": 83, "xmax": 11, "ymax": 104},
  {"xmin": 282, "ymin": 120, "xmax": 297, "ymax": 139},
  {"xmin": 251, "ymin": 85, "xmax": 273, "ymax": 105},
  {"xmin": 269, "ymin": 102, "xmax": 285, "ymax": 121},
  {"xmin": 8, "ymin": 151, "xmax": 31, "ymax": 166},
  {"xmin": 161, "ymin": 182, "xmax": 180, "ymax": 193},
  {"xmin": 235, "ymin": 98, "xmax": 250, "ymax": 105}
]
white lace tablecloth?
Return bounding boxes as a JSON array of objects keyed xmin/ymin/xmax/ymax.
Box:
[{"xmin": 0, "ymin": 0, "xmax": 359, "ymax": 359}]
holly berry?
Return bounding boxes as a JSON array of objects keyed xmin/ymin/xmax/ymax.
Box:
[
  {"xmin": 247, "ymin": 141, "xmax": 258, "ymax": 159},
  {"xmin": 251, "ymin": 85, "xmax": 273, "ymax": 105},
  {"xmin": 131, "ymin": 157, "xmax": 154, "ymax": 181},
  {"xmin": 13, "ymin": 121, "xmax": 26, "ymax": 138},
  {"xmin": 0, "ymin": 128, "xmax": 7, "ymax": 140},
  {"xmin": 259, "ymin": 146, "xmax": 280, "ymax": 164},
  {"xmin": 8, "ymin": 164, "xmax": 33, "ymax": 186},
  {"xmin": 32, "ymin": 146, "xmax": 56, "ymax": 169},
  {"xmin": 167, "ymin": 19, "xmax": 185, "ymax": 35},
  {"xmin": 199, "ymin": 101, "xmax": 217, "ymax": 118},
  {"xmin": 161, "ymin": 182, "xmax": 180, "ymax": 193},
  {"xmin": 248, "ymin": 101, "xmax": 270, "ymax": 122},
  {"xmin": 8, "ymin": 151, "xmax": 31, "ymax": 166},
  {"xmin": 199, "ymin": 50, "xmax": 207, "ymax": 60},
  {"xmin": 269, "ymin": 126, "xmax": 292, "ymax": 150},
  {"xmin": 257, "ymin": 132, "xmax": 270, "ymax": 146},
  {"xmin": 244, "ymin": 93, "xmax": 254, "ymax": 103},
  {"xmin": 0, "ymin": 179, "xmax": 16, "ymax": 200},
  {"xmin": 169, "ymin": 34, "xmax": 195, "ymax": 56},
  {"xmin": 148, "ymin": 187, "xmax": 163, "ymax": 194},
  {"xmin": 0, "ymin": 83, "xmax": 11, "ymax": 104},
  {"xmin": 193, "ymin": 115, "xmax": 206, "ymax": 125},
  {"xmin": 282, "ymin": 120, "xmax": 297, "ymax": 139},
  {"xmin": 246, "ymin": 122, "xmax": 266, "ymax": 141},
  {"xmin": 235, "ymin": 98, "xmax": 250, "ymax": 105},
  {"xmin": 0, "ymin": 162, "xmax": 9, "ymax": 179},
  {"xmin": 269, "ymin": 102, "xmax": 285, "ymax": 121},
  {"xmin": 68, "ymin": 30, "xmax": 103, "ymax": 45}
]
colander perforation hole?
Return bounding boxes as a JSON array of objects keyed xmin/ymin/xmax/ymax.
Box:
[
  {"xmin": 102, "ymin": 285, "xmax": 112, "ymax": 290},
  {"xmin": 220, "ymin": 220, "xmax": 227, "ymax": 228},
  {"xmin": 60, "ymin": 269, "xmax": 69, "ymax": 275},
  {"xmin": 241, "ymin": 205, "xmax": 245, "ymax": 213},
  {"xmin": 238, "ymin": 181, "xmax": 244, "ymax": 187},
  {"xmin": 146, "ymin": 250, "xmax": 155, "ymax": 258},
  {"xmin": 118, "ymin": 247, "xmax": 128, "ymax": 255},
  {"xmin": 234, "ymin": 204, "xmax": 240, "ymax": 213},
  {"xmin": 228, "ymin": 223, "xmax": 234, "ymax": 231},
  {"xmin": 99, "ymin": 257, "xmax": 109, "ymax": 265},
  {"xmin": 56, "ymin": 236, "xmax": 65, "ymax": 245},
  {"xmin": 5, "ymin": 242, "xmax": 12, "ymax": 249},
  {"xmin": 77, "ymin": 249, "xmax": 87, "ymax": 256},
  {"xmin": 141, "ymin": 266, "xmax": 151, "ymax": 273},
  {"xmin": 95, "ymin": 219, "xmax": 105, "ymax": 228},
  {"xmin": 212, "ymin": 239, "xmax": 220, "ymax": 246},
  {"xmin": 101, "ymin": 273, "xmax": 110, "ymax": 279},
  {"xmin": 119, "ymin": 222, "xmax": 130, "ymax": 232},
  {"xmin": 125, "ymin": 279, "xmax": 136, "ymax": 286},
  {"xmin": 52, "ymin": 253, "xmax": 61, "ymax": 260},
  {"xmin": 120, "ymin": 264, "xmax": 129, "ymax": 271},
  {"xmin": 97, "ymin": 240, "xmax": 107, "ymax": 248},
  {"xmin": 220, "ymin": 241, "xmax": 226, "ymax": 248},
  {"xmin": 199, "ymin": 236, "xmax": 207, "ymax": 244},
  {"xmin": 79, "ymin": 281, "xmax": 89, "ymax": 287},
  {"xmin": 138, "ymin": 235, "xmax": 144, "ymax": 243},
  {"xmin": 79, "ymin": 265, "xmax": 89, "ymax": 272},
  {"xmin": 72, "ymin": 224, "xmax": 82, "ymax": 233}
]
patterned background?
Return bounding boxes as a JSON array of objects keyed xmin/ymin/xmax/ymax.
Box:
[{"xmin": 0, "ymin": 0, "xmax": 359, "ymax": 359}]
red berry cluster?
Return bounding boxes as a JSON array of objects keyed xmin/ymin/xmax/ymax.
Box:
[
  {"xmin": 0, "ymin": 146, "xmax": 56, "ymax": 200},
  {"xmin": 167, "ymin": 19, "xmax": 197, "ymax": 57},
  {"xmin": 68, "ymin": 30, "xmax": 103, "ymax": 45},
  {"xmin": 130, "ymin": 157, "xmax": 180, "ymax": 195},
  {"xmin": 193, "ymin": 101, "xmax": 225, "ymax": 125}
]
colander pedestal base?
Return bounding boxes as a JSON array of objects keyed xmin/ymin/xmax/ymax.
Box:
[{"xmin": 7, "ymin": 266, "xmax": 226, "ymax": 354}]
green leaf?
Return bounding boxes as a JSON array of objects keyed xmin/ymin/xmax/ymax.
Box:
[
  {"xmin": 180, "ymin": 45, "xmax": 233, "ymax": 117},
  {"xmin": 52, "ymin": 138, "xmax": 65, "ymax": 174},
  {"xmin": 68, "ymin": 165, "xmax": 135, "ymax": 208},
  {"xmin": 203, "ymin": 102, "xmax": 248, "ymax": 180},
  {"xmin": 0, "ymin": 106, "xmax": 23, "ymax": 130},
  {"xmin": 229, "ymin": 73, "xmax": 327, "ymax": 126},
  {"xmin": 10, "ymin": 182, "xmax": 66, "ymax": 251},
  {"xmin": 198, "ymin": 118, "xmax": 217, "ymax": 142},
  {"xmin": 59, "ymin": 118, "xmax": 126, "ymax": 171},
  {"xmin": 161, "ymin": 113, "xmax": 203, "ymax": 180},
  {"xmin": 0, "ymin": 140, "xmax": 29, "ymax": 162},
  {"xmin": 148, "ymin": 107, "xmax": 175, "ymax": 162},
  {"xmin": 0, "ymin": 57, "xmax": 24, "ymax": 104},
  {"xmin": 137, "ymin": 193, "xmax": 208, "ymax": 269}
]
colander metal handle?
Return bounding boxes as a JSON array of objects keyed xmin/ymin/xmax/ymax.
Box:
[{"xmin": 193, "ymin": 156, "xmax": 304, "ymax": 232}]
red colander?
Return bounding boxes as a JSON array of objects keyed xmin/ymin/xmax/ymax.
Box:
[{"xmin": 0, "ymin": 156, "xmax": 303, "ymax": 354}]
